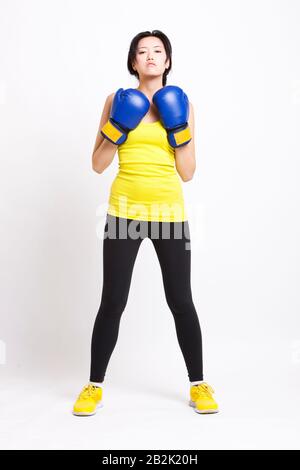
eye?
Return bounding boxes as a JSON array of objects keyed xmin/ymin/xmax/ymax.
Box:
[{"xmin": 138, "ymin": 51, "xmax": 162, "ymax": 54}]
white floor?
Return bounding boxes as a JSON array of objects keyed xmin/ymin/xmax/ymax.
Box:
[{"xmin": 1, "ymin": 366, "xmax": 300, "ymax": 450}]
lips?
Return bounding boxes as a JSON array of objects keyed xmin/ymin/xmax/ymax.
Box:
[{"xmin": 147, "ymin": 63, "xmax": 156, "ymax": 66}]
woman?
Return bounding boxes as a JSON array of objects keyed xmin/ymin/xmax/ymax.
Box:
[{"xmin": 72, "ymin": 30, "xmax": 219, "ymax": 416}]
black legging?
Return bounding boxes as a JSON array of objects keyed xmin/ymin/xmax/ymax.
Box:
[{"xmin": 90, "ymin": 214, "xmax": 203, "ymax": 382}]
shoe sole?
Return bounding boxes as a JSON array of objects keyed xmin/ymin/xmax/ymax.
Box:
[
  {"xmin": 72, "ymin": 402, "xmax": 103, "ymax": 416},
  {"xmin": 189, "ymin": 399, "xmax": 219, "ymax": 414}
]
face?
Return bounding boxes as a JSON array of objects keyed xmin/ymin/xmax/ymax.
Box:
[{"xmin": 132, "ymin": 36, "xmax": 170, "ymax": 78}]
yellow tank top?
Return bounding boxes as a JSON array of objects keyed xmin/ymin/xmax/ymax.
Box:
[{"xmin": 107, "ymin": 120, "xmax": 188, "ymax": 222}]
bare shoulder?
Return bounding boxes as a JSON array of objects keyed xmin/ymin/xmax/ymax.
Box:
[
  {"xmin": 188, "ymin": 101, "xmax": 195, "ymax": 133},
  {"xmin": 189, "ymin": 101, "xmax": 194, "ymax": 117},
  {"xmin": 98, "ymin": 92, "xmax": 114, "ymax": 130},
  {"xmin": 91, "ymin": 92, "xmax": 116, "ymax": 155},
  {"xmin": 108, "ymin": 92, "xmax": 115, "ymax": 103},
  {"xmin": 103, "ymin": 91, "xmax": 115, "ymax": 110},
  {"xmin": 105, "ymin": 92, "xmax": 115, "ymax": 114}
]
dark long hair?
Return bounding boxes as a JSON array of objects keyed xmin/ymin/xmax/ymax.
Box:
[{"xmin": 127, "ymin": 30, "xmax": 172, "ymax": 86}]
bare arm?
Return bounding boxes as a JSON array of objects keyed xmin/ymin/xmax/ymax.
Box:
[
  {"xmin": 174, "ymin": 102, "xmax": 196, "ymax": 182},
  {"xmin": 92, "ymin": 93, "xmax": 117, "ymax": 174}
]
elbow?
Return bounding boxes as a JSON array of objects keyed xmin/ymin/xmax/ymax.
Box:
[
  {"xmin": 181, "ymin": 171, "xmax": 195, "ymax": 182},
  {"xmin": 92, "ymin": 162, "xmax": 103, "ymax": 174},
  {"xmin": 182, "ymin": 175, "xmax": 193, "ymax": 182},
  {"xmin": 92, "ymin": 166, "xmax": 103, "ymax": 174},
  {"xmin": 92, "ymin": 155, "xmax": 103, "ymax": 174},
  {"xmin": 176, "ymin": 163, "xmax": 196, "ymax": 182}
]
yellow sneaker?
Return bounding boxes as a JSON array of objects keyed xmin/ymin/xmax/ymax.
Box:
[
  {"xmin": 189, "ymin": 382, "xmax": 219, "ymax": 414},
  {"xmin": 72, "ymin": 384, "xmax": 103, "ymax": 416}
]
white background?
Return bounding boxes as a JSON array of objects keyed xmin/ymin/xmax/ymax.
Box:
[{"xmin": 1, "ymin": 0, "xmax": 300, "ymax": 450}]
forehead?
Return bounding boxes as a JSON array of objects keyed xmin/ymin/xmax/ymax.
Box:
[{"xmin": 137, "ymin": 37, "xmax": 164, "ymax": 49}]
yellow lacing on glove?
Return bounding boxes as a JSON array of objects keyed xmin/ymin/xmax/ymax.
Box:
[{"xmin": 193, "ymin": 383, "xmax": 215, "ymax": 397}]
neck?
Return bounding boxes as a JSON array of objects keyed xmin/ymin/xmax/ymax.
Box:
[{"xmin": 136, "ymin": 77, "xmax": 164, "ymax": 100}]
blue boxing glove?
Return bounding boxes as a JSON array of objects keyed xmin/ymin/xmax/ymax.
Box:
[
  {"xmin": 153, "ymin": 85, "xmax": 192, "ymax": 148},
  {"xmin": 101, "ymin": 88, "xmax": 150, "ymax": 145}
]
